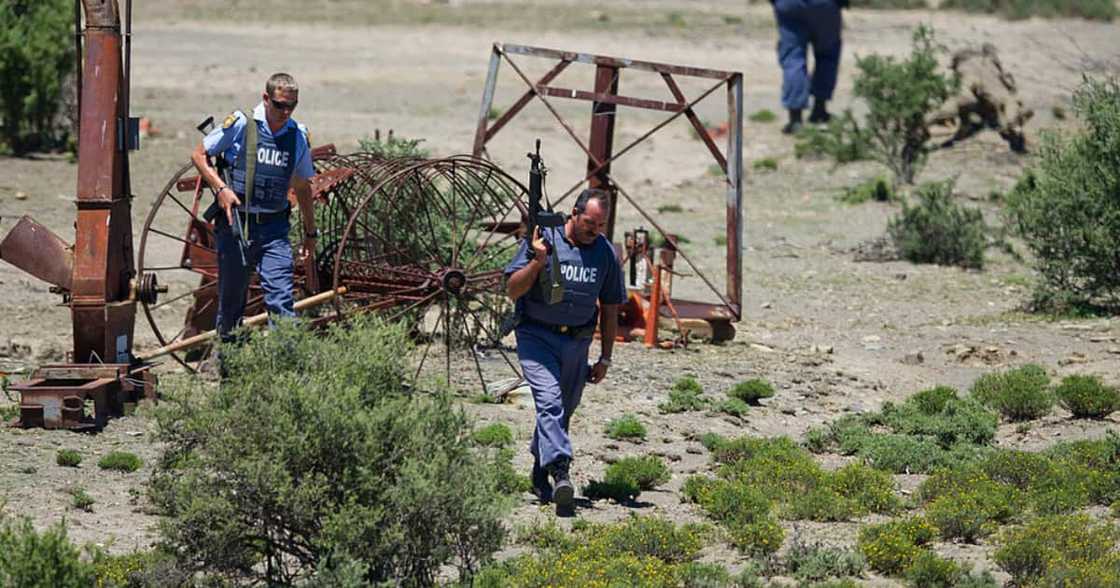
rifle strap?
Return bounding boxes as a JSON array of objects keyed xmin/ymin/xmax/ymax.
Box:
[
  {"xmin": 242, "ymin": 110, "xmax": 258, "ymax": 242},
  {"xmin": 537, "ymin": 236, "xmax": 565, "ymax": 305}
]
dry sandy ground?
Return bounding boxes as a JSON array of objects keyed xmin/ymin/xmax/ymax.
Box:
[{"xmin": 1, "ymin": 0, "xmax": 1119, "ymax": 583}]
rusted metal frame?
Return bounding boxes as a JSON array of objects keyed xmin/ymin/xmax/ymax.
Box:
[
  {"xmin": 473, "ymin": 47, "xmax": 503, "ymax": 157},
  {"xmin": 0, "ymin": 216, "xmax": 74, "ymax": 290},
  {"xmin": 481, "ymin": 58, "xmax": 572, "ymax": 148},
  {"xmin": 549, "ymin": 76, "xmax": 729, "ymax": 208},
  {"xmin": 725, "ymin": 73, "xmax": 744, "ymax": 317},
  {"xmin": 536, "ymin": 86, "xmax": 685, "ymax": 113},
  {"xmin": 610, "ymin": 178, "xmax": 734, "ymax": 311},
  {"xmin": 662, "ymin": 73, "xmax": 727, "ymax": 174},
  {"xmin": 588, "ymin": 64, "xmax": 620, "ymax": 240},
  {"xmin": 500, "ymin": 43, "xmax": 734, "ymax": 80},
  {"xmin": 446, "ymin": 167, "xmax": 496, "ymax": 268},
  {"xmin": 500, "ymin": 51, "xmax": 605, "ymax": 170}
]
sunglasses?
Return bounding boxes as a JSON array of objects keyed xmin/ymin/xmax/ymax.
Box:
[{"xmin": 268, "ymin": 96, "xmax": 298, "ymax": 112}]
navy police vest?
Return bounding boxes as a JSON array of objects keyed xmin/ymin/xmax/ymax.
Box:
[{"xmin": 229, "ymin": 118, "xmax": 298, "ymax": 214}]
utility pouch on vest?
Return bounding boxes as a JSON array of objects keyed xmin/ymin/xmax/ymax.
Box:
[{"xmin": 537, "ymin": 246, "xmax": 566, "ymax": 305}]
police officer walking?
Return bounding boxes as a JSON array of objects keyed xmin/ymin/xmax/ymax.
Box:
[
  {"xmin": 771, "ymin": 0, "xmax": 847, "ymax": 134},
  {"xmin": 190, "ymin": 72, "xmax": 317, "ymax": 345},
  {"xmin": 504, "ymin": 188, "xmax": 626, "ymax": 514}
]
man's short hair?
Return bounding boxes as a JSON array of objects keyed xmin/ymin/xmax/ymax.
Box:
[
  {"xmin": 266, "ymin": 73, "xmax": 299, "ymax": 97},
  {"xmin": 573, "ymin": 188, "xmax": 611, "ymax": 214}
]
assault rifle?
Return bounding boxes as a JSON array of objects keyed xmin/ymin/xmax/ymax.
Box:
[
  {"xmin": 197, "ymin": 115, "xmax": 250, "ymax": 268},
  {"xmin": 525, "ymin": 140, "xmax": 565, "ymax": 304}
]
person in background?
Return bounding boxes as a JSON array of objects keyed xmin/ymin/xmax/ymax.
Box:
[{"xmin": 772, "ymin": 0, "xmax": 847, "ymax": 134}]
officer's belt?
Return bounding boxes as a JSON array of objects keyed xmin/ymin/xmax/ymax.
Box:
[
  {"xmin": 234, "ymin": 207, "xmax": 291, "ymax": 225},
  {"xmin": 523, "ymin": 317, "xmax": 596, "ymax": 339}
]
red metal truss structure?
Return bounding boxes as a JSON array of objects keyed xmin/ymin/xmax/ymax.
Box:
[{"xmin": 471, "ymin": 43, "xmax": 745, "ymax": 330}]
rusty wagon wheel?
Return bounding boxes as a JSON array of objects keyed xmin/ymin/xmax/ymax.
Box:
[{"xmin": 330, "ymin": 156, "xmax": 528, "ymax": 394}]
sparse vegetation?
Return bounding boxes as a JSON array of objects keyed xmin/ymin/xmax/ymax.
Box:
[
  {"xmin": 749, "ymin": 109, "xmax": 777, "ymax": 123},
  {"xmin": 605, "ymin": 414, "xmax": 648, "ymax": 442},
  {"xmin": 857, "ymin": 517, "xmax": 937, "ymax": 576},
  {"xmin": 1055, "ymin": 375, "xmax": 1120, "ymax": 419},
  {"xmin": 752, "ymin": 158, "xmax": 778, "ymax": 172},
  {"xmin": 887, "ymin": 180, "xmax": 987, "ymax": 269},
  {"xmin": 472, "ymin": 422, "xmax": 514, "ymax": 447},
  {"xmin": 1006, "ymin": 77, "xmax": 1120, "ymax": 313},
  {"xmin": 970, "ymin": 364, "xmax": 1054, "ymax": 421},
  {"xmin": 0, "ymin": 514, "xmax": 95, "ymax": 586},
  {"xmin": 727, "ymin": 378, "xmax": 775, "ymax": 405},
  {"xmin": 659, "ymin": 376, "xmax": 709, "ymax": 414},
  {"xmin": 97, "ymin": 452, "xmax": 142, "ymax": 473},
  {"xmin": 67, "ymin": 487, "xmax": 94, "ymax": 512},
  {"xmin": 657, "ymin": 204, "xmax": 684, "ymax": 214},
  {"xmin": 586, "ymin": 456, "xmax": 671, "ymax": 503},
  {"xmin": 784, "ymin": 539, "xmax": 866, "ymax": 583},
  {"xmin": 994, "ymin": 514, "xmax": 1120, "ymax": 586},
  {"xmin": 794, "ymin": 110, "xmax": 872, "ymax": 164},
  {"xmin": 357, "ymin": 132, "xmax": 429, "ymax": 159},
  {"xmin": 941, "ymin": 0, "xmax": 1116, "ymax": 20},
  {"xmin": 716, "ymin": 397, "xmax": 750, "ymax": 417},
  {"xmin": 837, "ymin": 176, "xmax": 895, "ymax": 204},
  {"xmin": 850, "ymin": 0, "xmax": 927, "ymax": 8},
  {"xmin": 56, "ymin": 449, "xmax": 81, "ymax": 468}
]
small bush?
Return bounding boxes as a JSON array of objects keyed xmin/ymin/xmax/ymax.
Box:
[
  {"xmin": 837, "ymin": 176, "xmax": 895, "ymax": 204},
  {"xmin": 854, "ymin": 25, "xmax": 955, "ymax": 184},
  {"xmin": 683, "ymin": 478, "xmax": 783, "ymax": 555},
  {"xmin": 0, "ymin": 515, "xmax": 95, "ymax": 586},
  {"xmin": 92, "ymin": 549, "xmax": 186, "ymax": 588},
  {"xmin": 657, "ymin": 204, "xmax": 684, "ymax": 214},
  {"xmin": 472, "ymin": 422, "xmax": 514, "ymax": 447},
  {"xmin": 717, "ymin": 397, "xmax": 750, "ymax": 417},
  {"xmin": 994, "ymin": 514, "xmax": 1119, "ymax": 585},
  {"xmin": 68, "ymin": 487, "xmax": 94, "ymax": 512},
  {"xmin": 794, "ymin": 110, "xmax": 872, "ymax": 164},
  {"xmin": 925, "ymin": 481, "xmax": 1018, "ymax": 542},
  {"xmin": 850, "ymin": 0, "xmax": 927, "ymax": 7},
  {"xmin": 941, "ymin": 0, "xmax": 1116, "ymax": 20},
  {"xmin": 970, "ymin": 364, "xmax": 1053, "ymax": 421},
  {"xmin": 587, "ymin": 456, "xmax": 671, "ymax": 502},
  {"xmin": 56, "ymin": 449, "xmax": 82, "ymax": 468},
  {"xmin": 606, "ymin": 414, "xmax": 648, "ymax": 441},
  {"xmin": 661, "ymin": 376, "xmax": 709, "ymax": 413},
  {"xmin": 1006, "ymin": 78, "xmax": 1120, "ymax": 312},
  {"xmin": 859, "ymin": 434, "xmax": 946, "ymax": 474},
  {"xmin": 357, "ymin": 132, "xmax": 428, "ymax": 159},
  {"xmin": 888, "ymin": 180, "xmax": 986, "ymax": 269},
  {"xmin": 1056, "ymin": 375, "xmax": 1120, "ymax": 419},
  {"xmin": 908, "ymin": 386, "xmax": 958, "ymax": 415},
  {"xmin": 728, "ymin": 378, "xmax": 775, "ymax": 405},
  {"xmin": 678, "ymin": 561, "xmax": 731, "ymax": 587},
  {"xmin": 752, "ymin": 158, "xmax": 778, "ymax": 172},
  {"xmin": 748, "ymin": 109, "xmax": 777, "ymax": 123},
  {"xmin": 785, "ymin": 539, "xmax": 866, "ymax": 582},
  {"xmin": 904, "ymin": 551, "xmax": 963, "ymax": 588},
  {"xmin": 97, "ymin": 451, "xmax": 142, "ymax": 473},
  {"xmin": 857, "ymin": 517, "xmax": 937, "ymax": 576}
]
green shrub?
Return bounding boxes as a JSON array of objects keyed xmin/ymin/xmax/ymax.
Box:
[
  {"xmin": 827, "ymin": 462, "xmax": 901, "ymax": 515},
  {"xmin": 660, "ymin": 376, "xmax": 708, "ymax": 413},
  {"xmin": 148, "ymin": 318, "xmax": 509, "ymax": 585},
  {"xmin": 852, "ymin": 25, "xmax": 955, "ymax": 184},
  {"xmin": 1006, "ymin": 78, "xmax": 1120, "ymax": 312},
  {"xmin": 593, "ymin": 516, "xmax": 706, "ymax": 564},
  {"xmin": 888, "ymin": 180, "xmax": 986, "ymax": 269},
  {"xmin": 356, "ymin": 132, "xmax": 429, "ymax": 159},
  {"xmin": 587, "ymin": 456, "xmax": 671, "ymax": 503},
  {"xmin": 850, "ymin": 0, "xmax": 927, "ymax": 7},
  {"xmin": 56, "ymin": 449, "xmax": 81, "ymax": 468},
  {"xmin": 908, "ymin": 386, "xmax": 958, "ymax": 415},
  {"xmin": 514, "ymin": 519, "xmax": 573, "ymax": 551},
  {"xmin": 748, "ymin": 109, "xmax": 777, "ymax": 123},
  {"xmin": 0, "ymin": 0, "xmax": 75, "ymax": 154},
  {"xmin": 97, "ymin": 451, "xmax": 142, "ymax": 473},
  {"xmin": 678, "ymin": 561, "xmax": 731, "ymax": 587},
  {"xmin": 881, "ymin": 394, "xmax": 997, "ymax": 447},
  {"xmin": 606, "ymin": 414, "xmax": 648, "ymax": 441},
  {"xmin": 682, "ymin": 478, "xmax": 783, "ymax": 555},
  {"xmin": 68, "ymin": 487, "xmax": 94, "ymax": 512},
  {"xmin": 904, "ymin": 551, "xmax": 963, "ymax": 588},
  {"xmin": 92, "ymin": 548, "xmax": 187, "ymax": 588},
  {"xmin": 657, "ymin": 204, "xmax": 684, "ymax": 214},
  {"xmin": 752, "ymin": 158, "xmax": 778, "ymax": 172},
  {"xmin": 859, "ymin": 434, "xmax": 945, "ymax": 474},
  {"xmin": 0, "ymin": 514, "xmax": 95, "ymax": 586},
  {"xmin": 471, "ymin": 422, "xmax": 514, "ymax": 447},
  {"xmin": 857, "ymin": 517, "xmax": 937, "ymax": 576},
  {"xmin": 994, "ymin": 514, "xmax": 1120, "ymax": 586},
  {"xmin": 491, "ymin": 448, "xmax": 532, "ymax": 496},
  {"xmin": 941, "ymin": 0, "xmax": 1116, "ymax": 20},
  {"xmin": 837, "ymin": 175, "xmax": 895, "ymax": 204},
  {"xmin": 794, "ymin": 110, "xmax": 872, "ymax": 164},
  {"xmin": 1056, "ymin": 375, "xmax": 1120, "ymax": 419},
  {"xmin": 728, "ymin": 378, "xmax": 775, "ymax": 405},
  {"xmin": 970, "ymin": 364, "xmax": 1053, "ymax": 420},
  {"xmin": 717, "ymin": 397, "xmax": 750, "ymax": 417},
  {"xmin": 925, "ymin": 481, "xmax": 1018, "ymax": 542},
  {"xmin": 785, "ymin": 540, "xmax": 866, "ymax": 582}
]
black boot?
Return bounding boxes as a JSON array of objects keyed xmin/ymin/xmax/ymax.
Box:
[
  {"xmin": 531, "ymin": 459, "xmax": 552, "ymax": 503},
  {"xmin": 547, "ymin": 458, "xmax": 575, "ymax": 511},
  {"xmin": 782, "ymin": 108, "xmax": 803, "ymax": 135},
  {"xmin": 809, "ymin": 100, "xmax": 831, "ymax": 124}
]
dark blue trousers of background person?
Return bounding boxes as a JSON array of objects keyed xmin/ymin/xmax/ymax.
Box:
[
  {"xmin": 774, "ymin": 0, "xmax": 843, "ymax": 118},
  {"xmin": 214, "ymin": 215, "xmax": 295, "ymax": 342},
  {"xmin": 516, "ymin": 322, "xmax": 594, "ymax": 473}
]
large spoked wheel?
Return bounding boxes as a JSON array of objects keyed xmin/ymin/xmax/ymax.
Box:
[{"xmin": 331, "ymin": 156, "xmax": 528, "ymax": 394}]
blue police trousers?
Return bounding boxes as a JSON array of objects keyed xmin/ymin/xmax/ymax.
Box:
[
  {"xmin": 214, "ymin": 215, "xmax": 295, "ymax": 342},
  {"xmin": 774, "ymin": 0, "xmax": 843, "ymax": 110},
  {"xmin": 516, "ymin": 322, "xmax": 593, "ymax": 469}
]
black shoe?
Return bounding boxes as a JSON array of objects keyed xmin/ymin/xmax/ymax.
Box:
[
  {"xmin": 547, "ymin": 458, "xmax": 575, "ymax": 509},
  {"xmin": 782, "ymin": 108, "xmax": 803, "ymax": 135},
  {"xmin": 531, "ymin": 460, "xmax": 552, "ymax": 503},
  {"xmin": 809, "ymin": 101, "xmax": 831, "ymax": 124}
]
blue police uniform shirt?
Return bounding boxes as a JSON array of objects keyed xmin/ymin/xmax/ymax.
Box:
[
  {"xmin": 202, "ymin": 102, "xmax": 314, "ymax": 213},
  {"xmin": 504, "ymin": 226, "xmax": 626, "ymax": 326}
]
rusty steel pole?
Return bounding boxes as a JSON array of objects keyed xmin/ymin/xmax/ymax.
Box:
[{"xmin": 587, "ymin": 64, "xmax": 619, "ymax": 241}]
